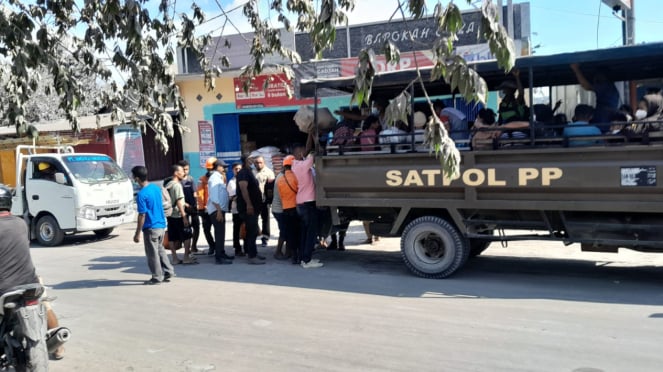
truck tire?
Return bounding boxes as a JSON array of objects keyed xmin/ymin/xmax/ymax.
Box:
[
  {"xmin": 94, "ymin": 228, "xmax": 114, "ymax": 238},
  {"xmin": 35, "ymin": 215, "xmax": 65, "ymax": 246},
  {"xmin": 400, "ymin": 216, "xmax": 469, "ymax": 278}
]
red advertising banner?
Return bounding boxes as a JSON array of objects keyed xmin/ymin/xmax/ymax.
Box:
[{"xmin": 233, "ymin": 73, "xmax": 316, "ymax": 109}]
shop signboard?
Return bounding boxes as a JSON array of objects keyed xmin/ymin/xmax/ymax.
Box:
[
  {"xmin": 233, "ymin": 73, "xmax": 318, "ymax": 109},
  {"xmin": 198, "ymin": 120, "xmax": 216, "ymax": 168}
]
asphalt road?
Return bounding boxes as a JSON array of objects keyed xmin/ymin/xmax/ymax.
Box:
[{"xmin": 30, "ymin": 220, "xmax": 663, "ymax": 372}]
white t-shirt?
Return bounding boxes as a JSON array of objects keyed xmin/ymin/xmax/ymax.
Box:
[{"xmin": 227, "ymin": 178, "xmax": 238, "ymax": 214}]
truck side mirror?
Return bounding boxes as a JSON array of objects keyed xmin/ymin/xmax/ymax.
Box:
[{"xmin": 55, "ymin": 172, "xmax": 66, "ymax": 184}]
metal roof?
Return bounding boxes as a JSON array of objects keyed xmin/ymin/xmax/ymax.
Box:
[{"xmin": 298, "ymin": 42, "xmax": 663, "ymax": 98}]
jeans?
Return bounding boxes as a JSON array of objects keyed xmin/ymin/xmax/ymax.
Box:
[
  {"xmin": 296, "ymin": 201, "xmax": 318, "ymax": 263},
  {"xmin": 143, "ymin": 228, "xmax": 173, "ymax": 281},
  {"xmin": 210, "ymin": 212, "xmax": 227, "ymax": 260},
  {"xmin": 240, "ymin": 213, "xmax": 259, "ymax": 258}
]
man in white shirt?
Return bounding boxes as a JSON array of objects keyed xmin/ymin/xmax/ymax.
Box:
[
  {"xmin": 206, "ymin": 159, "xmax": 233, "ymax": 265},
  {"xmin": 253, "ymin": 156, "xmax": 275, "ymax": 247}
]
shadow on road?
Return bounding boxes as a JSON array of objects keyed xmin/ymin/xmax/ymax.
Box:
[
  {"xmin": 30, "ymin": 232, "xmax": 119, "ymax": 249},
  {"xmin": 52, "ymin": 279, "xmax": 145, "ymax": 289},
  {"xmin": 56, "ymin": 242, "xmax": 663, "ymax": 306}
]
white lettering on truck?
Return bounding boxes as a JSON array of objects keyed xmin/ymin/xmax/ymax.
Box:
[{"xmin": 386, "ymin": 167, "xmax": 563, "ymax": 187}]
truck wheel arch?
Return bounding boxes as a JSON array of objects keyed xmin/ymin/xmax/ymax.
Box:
[{"xmin": 400, "ymin": 216, "xmax": 469, "ymax": 278}]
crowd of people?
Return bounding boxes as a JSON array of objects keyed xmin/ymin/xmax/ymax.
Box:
[
  {"xmin": 132, "ymin": 144, "xmax": 373, "ymax": 284},
  {"xmin": 324, "ymin": 65, "xmax": 663, "ymax": 153}
]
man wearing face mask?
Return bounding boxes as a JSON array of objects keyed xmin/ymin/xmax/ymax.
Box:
[{"xmin": 630, "ymin": 94, "xmax": 663, "ymax": 134}]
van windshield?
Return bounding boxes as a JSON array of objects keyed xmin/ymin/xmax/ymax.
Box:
[{"xmin": 62, "ymin": 155, "xmax": 128, "ymax": 184}]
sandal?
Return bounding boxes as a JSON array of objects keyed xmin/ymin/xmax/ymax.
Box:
[
  {"xmin": 182, "ymin": 259, "xmax": 199, "ymax": 265},
  {"xmin": 360, "ymin": 238, "xmax": 372, "ymax": 245},
  {"xmin": 172, "ymin": 260, "xmax": 183, "ymax": 265}
]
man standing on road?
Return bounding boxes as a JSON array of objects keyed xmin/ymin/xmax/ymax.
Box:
[
  {"xmin": 253, "ymin": 155, "xmax": 275, "ymax": 247},
  {"xmin": 227, "ymin": 161, "xmax": 245, "ymax": 257},
  {"xmin": 178, "ymin": 160, "xmax": 201, "ymax": 254},
  {"xmin": 207, "ymin": 159, "xmax": 233, "ymax": 265},
  {"xmin": 131, "ymin": 166, "xmax": 174, "ymax": 285},
  {"xmin": 165, "ymin": 164, "xmax": 194, "ymax": 265},
  {"xmin": 197, "ymin": 157, "xmax": 217, "ymax": 255},
  {"xmin": 292, "ymin": 148, "xmax": 323, "ymax": 269},
  {"xmin": 237, "ymin": 155, "xmax": 266, "ymax": 265}
]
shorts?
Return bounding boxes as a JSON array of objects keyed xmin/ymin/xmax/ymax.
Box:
[{"xmin": 167, "ymin": 217, "xmax": 186, "ymax": 242}]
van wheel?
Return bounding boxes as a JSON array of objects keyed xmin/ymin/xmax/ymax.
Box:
[
  {"xmin": 35, "ymin": 215, "xmax": 64, "ymax": 246},
  {"xmin": 94, "ymin": 228, "xmax": 114, "ymax": 238},
  {"xmin": 400, "ymin": 216, "xmax": 469, "ymax": 278}
]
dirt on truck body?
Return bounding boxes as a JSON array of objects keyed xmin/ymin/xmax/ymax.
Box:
[{"xmin": 299, "ymin": 42, "xmax": 663, "ymax": 278}]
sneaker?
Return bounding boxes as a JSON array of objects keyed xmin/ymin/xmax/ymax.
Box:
[
  {"xmin": 144, "ymin": 278, "xmax": 161, "ymax": 285},
  {"xmin": 248, "ymin": 257, "xmax": 266, "ymax": 265},
  {"xmin": 207, "ymin": 249, "xmax": 216, "ymax": 256},
  {"xmin": 235, "ymin": 250, "xmax": 246, "ymax": 257},
  {"xmin": 221, "ymin": 254, "xmax": 235, "ymax": 260},
  {"xmin": 255, "ymin": 254, "xmax": 266, "ymax": 260},
  {"xmin": 301, "ymin": 260, "xmax": 323, "ymax": 269},
  {"xmin": 163, "ymin": 273, "xmax": 173, "ymax": 283},
  {"xmin": 215, "ymin": 258, "xmax": 233, "ymax": 265},
  {"xmin": 261, "ymin": 238, "xmax": 268, "ymax": 247}
]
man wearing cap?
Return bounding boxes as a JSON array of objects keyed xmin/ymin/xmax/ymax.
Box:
[
  {"xmin": 275, "ymin": 155, "xmax": 301, "ymax": 263},
  {"xmin": 197, "ymin": 157, "xmax": 217, "ymax": 254},
  {"xmin": 497, "ymin": 69, "xmax": 529, "ymax": 125},
  {"xmin": 206, "ymin": 159, "xmax": 233, "ymax": 265}
]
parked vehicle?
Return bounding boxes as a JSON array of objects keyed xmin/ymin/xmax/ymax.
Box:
[
  {"xmin": 8, "ymin": 145, "xmax": 135, "ymax": 246},
  {"xmin": 299, "ymin": 42, "xmax": 663, "ymax": 278}
]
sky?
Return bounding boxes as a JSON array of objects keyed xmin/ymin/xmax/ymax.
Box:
[{"xmin": 187, "ymin": 0, "xmax": 663, "ymax": 57}]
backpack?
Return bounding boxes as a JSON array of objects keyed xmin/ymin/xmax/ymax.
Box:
[{"xmin": 161, "ymin": 184, "xmax": 173, "ymax": 217}]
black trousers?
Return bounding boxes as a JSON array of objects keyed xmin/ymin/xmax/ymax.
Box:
[
  {"xmin": 259, "ymin": 202, "xmax": 270, "ymax": 238},
  {"xmin": 232, "ymin": 213, "xmax": 243, "ymax": 253},
  {"xmin": 199, "ymin": 211, "xmax": 215, "ymax": 250}
]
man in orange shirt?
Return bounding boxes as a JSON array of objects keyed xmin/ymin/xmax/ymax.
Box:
[
  {"xmin": 275, "ymin": 155, "xmax": 302, "ymax": 264},
  {"xmin": 196, "ymin": 157, "xmax": 216, "ymax": 254}
]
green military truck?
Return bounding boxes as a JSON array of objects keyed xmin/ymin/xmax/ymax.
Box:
[{"xmin": 299, "ymin": 42, "xmax": 663, "ymax": 278}]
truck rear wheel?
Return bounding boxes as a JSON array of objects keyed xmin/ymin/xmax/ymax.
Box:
[
  {"xmin": 35, "ymin": 215, "xmax": 64, "ymax": 246},
  {"xmin": 94, "ymin": 228, "xmax": 114, "ymax": 238},
  {"xmin": 400, "ymin": 216, "xmax": 469, "ymax": 278}
]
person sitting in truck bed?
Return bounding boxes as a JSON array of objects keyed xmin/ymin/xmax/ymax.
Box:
[
  {"xmin": 358, "ymin": 115, "xmax": 381, "ymax": 151},
  {"xmin": 563, "ymin": 104, "xmax": 603, "ymax": 147},
  {"xmin": 629, "ymin": 93, "xmax": 663, "ymax": 134}
]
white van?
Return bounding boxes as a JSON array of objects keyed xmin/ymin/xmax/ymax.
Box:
[{"xmin": 10, "ymin": 145, "xmax": 135, "ymax": 246}]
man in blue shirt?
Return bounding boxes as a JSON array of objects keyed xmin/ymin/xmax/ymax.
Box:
[
  {"xmin": 563, "ymin": 104, "xmax": 603, "ymax": 147},
  {"xmin": 132, "ymin": 166, "xmax": 174, "ymax": 285}
]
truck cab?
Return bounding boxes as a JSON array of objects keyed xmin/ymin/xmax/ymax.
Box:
[{"xmin": 11, "ymin": 145, "xmax": 134, "ymax": 246}]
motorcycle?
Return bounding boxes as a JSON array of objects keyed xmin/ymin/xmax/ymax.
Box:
[{"xmin": 0, "ymin": 283, "xmax": 70, "ymax": 372}]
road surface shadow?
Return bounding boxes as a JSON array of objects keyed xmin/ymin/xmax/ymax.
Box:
[
  {"xmin": 52, "ymin": 279, "xmax": 145, "ymax": 289},
  {"xmin": 65, "ymin": 243, "xmax": 663, "ymax": 306},
  {"xmin": 30, "ymin": 232, "xmax": 119, "ymax": 249}
]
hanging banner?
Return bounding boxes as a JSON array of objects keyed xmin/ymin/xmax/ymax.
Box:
[
  {"xmin": 198, "ymin": 120, "xmax": 216, "ymax": 168},
  {"xmin": 233, "ymin": 73, "xmax": 317, "ymax": 109},
  {"xmin": 113, "ymin": 125, "xmax": 145, "ymax": 176}
]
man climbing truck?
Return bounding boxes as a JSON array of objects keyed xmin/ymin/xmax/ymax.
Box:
[{"xmin": 299, "ymin": 42, "xmax": 663, "ymax": 278}]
